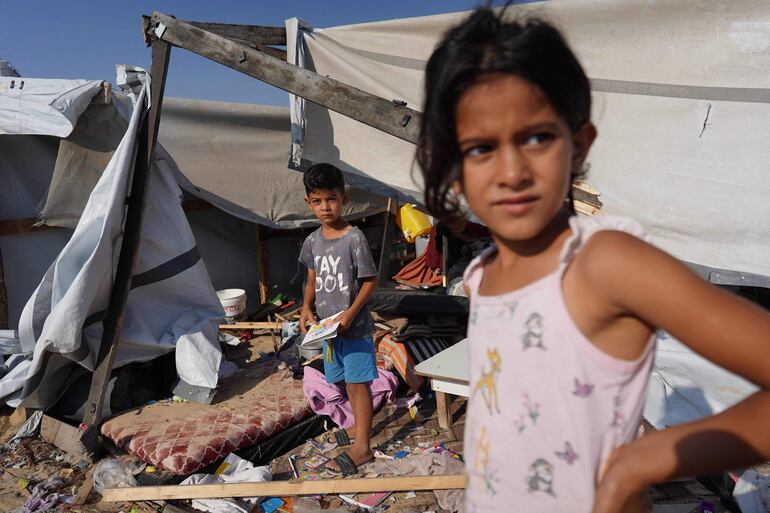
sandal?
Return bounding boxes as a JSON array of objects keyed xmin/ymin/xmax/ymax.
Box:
[
  {"xmin": 329, "ymin": 452, "xmax": 358, "ymax": 477},
  {"xmin": 333, "ymin": 429, "xmax": 352, "ymax": 446},
  {"xmin": 324, "ymin": 428, "xmax": 351, "ymax": 446}
]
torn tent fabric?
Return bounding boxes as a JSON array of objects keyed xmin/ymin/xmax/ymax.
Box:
[{"xmin": 0, "ymin": 68, "xmax": 223, "ymax": 411}]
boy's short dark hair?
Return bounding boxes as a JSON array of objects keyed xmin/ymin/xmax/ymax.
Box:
[{"xmin": 303, "ymin": 163, "xmax": 346, "ymax": 195}]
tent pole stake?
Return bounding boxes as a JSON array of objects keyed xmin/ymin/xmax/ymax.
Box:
[{"xmin": 80, "ymin": 39, "xmax": 172, "ymax": 449}]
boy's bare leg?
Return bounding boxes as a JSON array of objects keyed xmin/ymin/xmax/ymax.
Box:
[{"xmin": 327, "ymin": 383, "xmax": 373, "ymax": 470}]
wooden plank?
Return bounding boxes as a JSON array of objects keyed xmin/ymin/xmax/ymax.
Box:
[
  {"xmin": 185, "ymin": 21, "xmax": 286, "ymax": 46},
  {"xmin": 377, "ymin": 198, "xmax": 397, "ymax": 286},
  {"xmin": 102, "ymin": 474, "xmax": 467, "ymax": 502},
  {"xmin": 256, "ymin": 225, "xmax": 270, "ymax": 304},
  {"xmin": 0, "ymin": 218, "xmax": 65, "ymax": 236},
  {"xmin": 219, "ymin": 322, "xmax": 282, "ymax": 330},
  {"xmin": 80, "ymin": 40, "xmax": 172, "ymax": 434},
  {"xmin": 9, "ymin": 407, "xmax": 34, "ymax": 426},
  {"xmin": 149, "ymin": 12, "xmax": 420, "ymax": 144},
  {"xmin": 40, "ymin": 414, "xmax": 91, "ymax": 460},
  {"xmin": 0, "ymin": 248, "xmax": 6, "ymax": 329}
]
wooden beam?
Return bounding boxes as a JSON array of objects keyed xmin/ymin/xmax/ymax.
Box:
[
  {"xmin": 219, "ymin": 322, "xmax": 282, "ymax": 330},
  {"xmin": 378, "ymin": 198, "xmax": 397, "ymax": 286},
  {"xmin": 0, "ymin": 218, "xmax": 66, "ymax": 236},
  {"xmin": 256, "ymin": 225, "xmax": 270, "ymax": 304},
  {"xmin": 80, "ymin": 40, "xmax": 172, "ymax": 435},
  {"xmin": 149, "ymin": 12, "xmax": 420, "ymax": 144},
  {"xmin": 102, "ymin": 474, "xmax": 467, "ymax": 502},
  {"xmin": 185, "ymin": 21, "xmax": 286, "ymax": 46},
  {"xmin": 251, "ymin": 43, "xmax": 287, "ymax": 61}
]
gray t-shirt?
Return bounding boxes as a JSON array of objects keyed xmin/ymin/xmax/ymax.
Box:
[{"xmin": 299, "ymin": 226, "xmax": 378, "ymax": 338}]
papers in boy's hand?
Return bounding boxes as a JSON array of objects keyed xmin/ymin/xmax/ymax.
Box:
[{"xmin": 301, "ymin": 311, "xmax": 344, "ymax": 348}]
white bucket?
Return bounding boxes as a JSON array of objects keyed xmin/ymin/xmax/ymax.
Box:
[{"xmin": 216, "ymin": 289, "xmax": 247, "ymax": 321}]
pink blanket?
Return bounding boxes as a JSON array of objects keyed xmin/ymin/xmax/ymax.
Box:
[{"xmin": 303, "ymin": 366, "xmax": 398, "ymax": 428}]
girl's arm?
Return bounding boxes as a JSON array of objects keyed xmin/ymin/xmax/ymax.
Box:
[{"xmin": 580, "ymin": 231, "xmax": 770, "ymax": 513}]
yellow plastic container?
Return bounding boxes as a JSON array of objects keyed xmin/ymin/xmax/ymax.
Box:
[{"xmin": 396, "ymin": 204, "xmax": 432, "ymax": 243}]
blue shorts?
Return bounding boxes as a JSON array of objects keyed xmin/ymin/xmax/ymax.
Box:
[{"xmin": 323, "ymin": 336, "xmax": 377, "ymax": 384}]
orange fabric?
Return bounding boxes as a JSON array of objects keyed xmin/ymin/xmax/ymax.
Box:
[
  {"xmin": 375, "ymin": 332, "xmax": 424, "ymax": 393},
  {"xmin": 392, "ymin": 251, "xmax": 442, "ymax": 288}
]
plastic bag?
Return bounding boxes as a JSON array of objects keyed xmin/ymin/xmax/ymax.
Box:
[{"xmin": 93, "ymin": 458, "xmax": 145, "ymax": 493}]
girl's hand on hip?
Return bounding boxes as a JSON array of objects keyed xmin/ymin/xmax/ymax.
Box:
[{"xmin": 593, "ymin": 448, "xmax": 652, "ymax": 513}]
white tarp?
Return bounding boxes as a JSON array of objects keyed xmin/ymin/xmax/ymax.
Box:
[
  {"xmin": 0, "ymin": 78, "xmax": 103, "ymax": 137},
  {"xmin": 643, "ymin": 332, "xmax": 758, "ymax": 430},
  {"xmin": 35, "ymin": 96, "xmax": 387, "ymax": 230},
  {"xmin": 289, "ymin": 0, "xmax": 770, "ymax": 279},
  {"xmin": 0, "ymin": 70, "xmax": 223, "ymax": 409},
  {"xmin": 158, "ymin": 97, "xmax": 387, "ymax": 229}
]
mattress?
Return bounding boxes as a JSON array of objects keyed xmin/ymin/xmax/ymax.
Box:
[{"xmin": 101, "ymin": 359, "xmax": 311, "ymax": 475}]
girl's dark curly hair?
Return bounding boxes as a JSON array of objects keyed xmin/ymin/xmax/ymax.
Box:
[{"xmin": 416, "ymin": 7, "xmax": 592, "ymax": 229}]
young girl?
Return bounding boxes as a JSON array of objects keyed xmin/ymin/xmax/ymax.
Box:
[{"xmin": 417, "ymin": 8, "xmax": 770, "ymax": 513}]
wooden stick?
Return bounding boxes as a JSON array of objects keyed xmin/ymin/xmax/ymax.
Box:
[
  {"xmin": 81, "ymin": 39, "xmax": 172, "ymax": 432},
  {"xmin": 185, "ymin": 21, "xmax": 286, "ymax": 46},
  {"xmin": 377, "ymin": 198, "xmax": 397, "ymax": 286},
  {"xmin": 102, "ymin": 474, "xmax": 466, "ymax": 502},
  {"xmin": 256, "ymin": 225, "xmax": 270, "ymax": 305},
  {"xmin": 219, "ymin": 322, "xmax": 282, "ymax": 330}
]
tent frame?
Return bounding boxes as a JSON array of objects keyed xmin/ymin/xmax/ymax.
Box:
[{"xmin": 75, "ymin": 10, "xmax": 763, "ymax": 450}]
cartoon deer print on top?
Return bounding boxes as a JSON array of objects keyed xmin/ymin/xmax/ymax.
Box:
[{"xmin": 473, "ymin": 348, "xmax": 502, "ymax": 415}]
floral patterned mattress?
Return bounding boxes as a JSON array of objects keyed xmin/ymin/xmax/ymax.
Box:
[{"xmin": 101, "ymin": 360, "xmax": 311, "ymax": 475}]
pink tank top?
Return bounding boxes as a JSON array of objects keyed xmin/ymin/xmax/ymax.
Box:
[{"xmin": 463, "ymin": 215, "xmax": 656, "ymax": 513}]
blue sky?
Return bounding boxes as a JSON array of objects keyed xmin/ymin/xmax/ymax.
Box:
[{"xmin": 2, "ymin": 0, "xmax": 499, "ymax": 106}]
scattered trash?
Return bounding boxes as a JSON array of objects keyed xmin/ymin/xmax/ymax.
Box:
[
  {"xmin": 363, "ymin": 452, "xmax": 464, "ymax": 513},
  {"xmin": 373, "ymin": 450, "xmax": 393, "ymax": 460},
  {"xmin": 293, "ymin": 496, "xmax": 347, "ymax": 513},
  {"xmin": 395, "ymin": 393, "xmax": 422, "ymax": 409},
  {"xmin": 10, "ymin": 410, "xmax": 43, "ymax": 442},
  {"xmin": 288, "ymin": 455, "xmax": 299, "ymax": 479},
  {"xmin": 93, "ymin": 458, "xmax": 145, "ymax": 493},
  {"xmin": 339, "ymin": 491, "xmax": 391, "ymax": 510},
  {"xmin": 145, "ymin": 465, "xmax": 156, "ymax": 473},
  {"xmin": 181, "ymin": 453, "xmax": 272, "ymax": 513},
  {"xmin": 261, "ymin": 497, "xmax": 284, "ymax": 513},
  {"xmin": 699, "ymin": 500, "xmax": 716, "ymax": 513},
  {"xmin": 306, "ymin": 438, "xmax": 337, "ymax": 454},
  {"xmin": 404, "ymin": 491, "xmax": 417, "ymax": 499},
  {"xmin": 17, "ymin": 478, "xmax": 30, "ymax": 489},
  {"xmin": 303, "ymin": 455, "xmax": 330, "ymax": 470},
  {"xmin": 18, "ymin": 476, "xmax": 72, "ymax": 512},
  {"xmin": 394, "ymin": 450, "xmax": 409, "ymax": 459},
  {"xmin": 733, "ymin": 469, "xmax": 770, "ymax": 513}
]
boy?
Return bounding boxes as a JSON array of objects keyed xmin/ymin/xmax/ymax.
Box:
[{"xmin": 298, "ymin": 163, "xmax": 378, "ymax": 475}]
